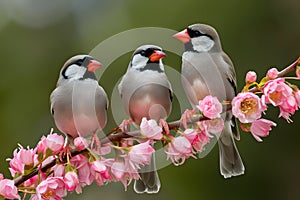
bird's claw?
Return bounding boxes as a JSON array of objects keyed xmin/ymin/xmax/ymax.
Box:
[
  {"xmin": 91, "ymin": 132, "xmax": 101, "ymax": 154},
  {"xmin": 119, "ymin": 119, "xmax": 132, "ymax": 132},
  {"xmin": 59, "ymin": 144, "xmax": 72, "ymax": 162},
  {"xmin": 159, "ymin": 119, "xmax": 170, "ymax": 135},
  {"xmin": 181, "ymin": 109, "xmax": 197, "ymax": 129}
]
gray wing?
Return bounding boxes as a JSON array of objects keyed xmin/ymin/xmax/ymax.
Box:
[
  {"xmin": 222, "ymin": 52, "xmax": 240, "ymax": 140},
  {"xmin": 222, "ymin": 52, "xmax": 237, "ymax": 95}
]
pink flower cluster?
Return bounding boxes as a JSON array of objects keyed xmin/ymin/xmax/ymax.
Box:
[
  {"xmin": 27, "ymin": 139, "xmax": 154, "ymax": 199},
  {"xmin": 197, "ymin": 95, "xmax": 222, "ymax": 119},
  {"xmin": 165, "ymin": 117, "xmax": 223, "ymax": 166},
  {"xmin": 233, "ymin": 67, "xmax": 300, "ymax": 142},
  {"xmin": 140, "ymin": 117, "xmax": 163, "ymax": 140},
  {"xmin": 36, "ymin": 133, "xmax": 65, "ymax": 159},
  {"xmin": 232, "ymin": 92, "xmax": 266, "ymax": 123},
  {"xmin": 231, "ymin": 91, "xmax": 276, "ymax": 141},
  {"xmin": 1, "ymin": 62, "xmax": 300, "ymax": 199},
  {"xmin": 0, "ymin": 177, "xmax": 20, "ymax": 199},
  {"xmin": 161, "ymin": 96, "xmax": 225, "ymax": 166},
  {"xmin": 2, "ymin": 133, "xmax": 66, "ymax": 199},
  {"xmin": 262, "ymin": 78, "xmax": 299, "ymax": 122}
]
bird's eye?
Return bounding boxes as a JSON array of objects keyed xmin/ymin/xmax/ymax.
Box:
[
  {"xmin": 140, "ymin": 50, "xmax": 146, "ymax": 56},
  {"xmin": 74, "ymin": 59, "xmax": 83, "ymax": 66},
  {"xmin": 194, "ymin": 31, "xmax": 201, "ymax": 36}
]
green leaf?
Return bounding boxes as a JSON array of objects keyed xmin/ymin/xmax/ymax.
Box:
[
  {"xmin": 65, "ymin": 164, "xmax": 76, "ymax": 173},
  {"xmin": 24, "ymin": 164, "xmax": 34, "ymax": 175},
  {"xmin": 45, "ymin": 148, "xmax": 54, "ymax": 157},
  {"xmin": 37, "ymin": 152, "xmax": 44, "ymax": 162}
]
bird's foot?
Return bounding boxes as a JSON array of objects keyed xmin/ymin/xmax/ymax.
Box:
[
  {"xmin": 59, "ymin": 144, "xmax": 72, "ymax": 163},
  {"xmin": 181, "ymin": 109, "xmax": 197, "ymax": 129},
  {"xmin": 159, "ymin": 119, "xmax": 170, "ymax": 135},
  {"xmin": 119, "ymin": 119, "xmax": 132, "ymax": 132},
  {"xmin": 91, "ymin": 132, "xmax": 101, "ymax": 154}
]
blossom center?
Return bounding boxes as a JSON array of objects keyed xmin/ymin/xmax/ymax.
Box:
[
  {"xmin": 269, "ymin": 92, "xmax": 281, "ymax": 103},
  {"xmin": 42, "ymin": 191, "xmax": 53, "ymax": 199},
  {"xmin": 240, "ymin": 98, "xmax": 258, "ymax": 114}
]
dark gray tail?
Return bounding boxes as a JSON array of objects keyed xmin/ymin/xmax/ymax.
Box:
[
  {"xmin": 134, "ymin": 154, "xmax": 161, "ymax": 194},
  {"xmin": 218, "ymin": 121, "xmax": 245, "ymax": 178}
]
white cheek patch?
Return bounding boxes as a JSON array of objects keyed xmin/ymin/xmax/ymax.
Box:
[
  {"xmin": 130, "ymin": 54, "xmax": 148, "ymax": 70},
  {"xmin": 65, "ymin": 65, "xmax": 86, "ymax": 80},
  {"xmin": 191, "ymin": 36, "xmax": 215, "ymax": 52},
  {"xmin": 159, "ymin": 60, "xmax": 165, "ymax": 72}
]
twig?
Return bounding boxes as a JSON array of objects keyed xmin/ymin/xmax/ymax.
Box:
[
  {"xmin": 13, "ymin": 116, "xmax": 197, "ymax": 186},
  {"xmin": 13, "ymin": 57, "xmax": 300, "ymax": 187},
  {"xmin": 249, "ymin": 57, "xmax": 300, "ymax": 93}
]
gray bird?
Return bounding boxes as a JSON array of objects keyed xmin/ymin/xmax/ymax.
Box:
[
  {"xmin": 173, "ymin": 24, "xmax": 244, "ymax": 178},
  {"xmin": 50, "ymin": 55, "xmax": 108, "ymax": 140},
  {"xmin": 118, "ymin": 45, "xmax": 173, "ymax": 193}
]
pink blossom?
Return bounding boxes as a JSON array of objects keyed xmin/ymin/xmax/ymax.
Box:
[
  {"xmin": 0, "ymin": 179, "xmax": 20, "ymax": 199},
  {"xmin": 232, "ymin": 92, "xmax": 266, "ymax": 123},
  {"xmin": 197, "ymin": 95, "xmax": 222, "ymax": 119},
  {"xmin": 7, "ymin": 146, "xmax": 37, "ymax": 177},
  {"xmin": 166, "ymin": 136, "xmax": 194, "ymax": 166},
  {"xmin": 100, "ymin": 145, "xmax": 112, "ymax": 155},
  {"xmin": 200, "ymin": 118, "xmax": 224, "ymax": 134},
  {"xmin": 64, "ymin": 171, "xmax": 80, "ymax": 193},
  {"xmin": 183, "ymin": 129, "xmax": 198, "ymax": 143},
  {"xmin": 111, "ymin": 159, "xmax": 139, "ymax": 190},
  {"xmin": 250, "ymin": 119, "xmax": 277, "ymax": 142},
  {"xmin": 0, "ymin": 174, "xmax": 3, "ymax": 181},
  {"xmin": 46, "ymin": 133, "xmax": 64, "ymax": 154},
  {"xmin": 74, "ymin": 137, "xmax": 89, "ymax": 151},
  {"xmin": 246, "ymin": 71, "xmax": 257, "ymax": 83},
  {"xmin": 294, "ymin": 90, "xmax": 300, "ymax": 108},
  {"xmin": 19, "ymin": 148, "xmax": 35, "ymax": 165},
  {"xmin": 128, "ymin": 141, "xmax": 155, "ymax": 166},
  {"xmin": 140, "ymin": 117, "xmax": 163, "ymax": 140},
  {"xmin": 91, "ymin": 160, "xmax": 111, "ymax": 180},
  {"xmin": 70, "ymin": 154, "xmax": 94, "ymax": 186},
  {"xmin": 24, "ymin": 175, "xmax": 38, "ymax": 187},
  {"xmin": 90, "ymin": 159, "xmax": 111, "ymax": 186},
  {"xmin": 266, "ymin": 68, "xmax": 279, "ymax": 79},
  {"xmin": 91, "ymin": 160, "xmax": 107, "ymax": 174},
  {"xmin": 262, "ymin": 78, "xmax": 297, "ymax": 121},
  {"xmin": 8, "ymin": 149, "xmax": 25, "ymax": 176},
  {"xmin": 53, "ymin": 164, "xmax": 65, "ymax": 177},
  {"xmin": 36, "ymin": 177, "xmax": 66, "ymax": 200},
  {"xmin": 35, "ymin": 136, "xmax": 47, "ymax": 154},
  {"xmin": 183, "ymin": 129, "xmax": 207, "ymax": 152}
]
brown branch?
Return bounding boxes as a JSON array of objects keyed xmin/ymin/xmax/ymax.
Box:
[
  {"xmin": 13, "ymin": 114, "xmax": 206, "ymax": 187},
  {"xmin": 249, "ymin": 57, "xmax": 300, "ymax": 93},
  {"xmin": 13, "ymin": 57, "xmax": 299, "ymax": 187}
]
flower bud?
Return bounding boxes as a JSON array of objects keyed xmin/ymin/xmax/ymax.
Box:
[
  {"xmin": 245, "ymin": 71, "xmax": 257, "ymax": 83},
  {"xmin": 266, "ymin": 68, "xmax": 278, "ymax": 79}
]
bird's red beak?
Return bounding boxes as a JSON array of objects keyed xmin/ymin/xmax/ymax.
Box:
[
  {"xmin": 149, "ymin": 50, "xmax": 166, "ymax": 62},
  {"xmin": 173, "ymin": 29, "xmax": 190, "ymax": 43},
  {"xmin": 87, "ymin": 60, "xmax": 102, "ymax": 72}
]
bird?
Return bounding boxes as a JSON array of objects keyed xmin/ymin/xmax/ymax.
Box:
[
  {"xmin": 173, "ymin": 24, "xmax": 244, "ymax": 178},
  {"xmin": 118, "ymin": 45, "xmax": 173, "ymax": 193},
  {"xmin": 50, "ymin": 55, "xmax": 108, "ymax": 143}
]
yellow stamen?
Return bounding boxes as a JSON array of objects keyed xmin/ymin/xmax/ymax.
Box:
[
  {"xmin": 240, "ymin": 98, "xmax": 258, "ymax": 114},
  {"xmin": 42, "ymin": 190, "xmax": 53, "ymax": 199},
  {"xmin": 269, "ymin": 92, "xmax": 281, "ymax": 102}
]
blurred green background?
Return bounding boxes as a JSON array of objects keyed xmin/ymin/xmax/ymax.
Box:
[{"xmin": 0, "ymin": 0, "xmax": 299, "ymax": 199}]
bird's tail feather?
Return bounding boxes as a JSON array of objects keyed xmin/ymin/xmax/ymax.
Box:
[
  {"xmin": 218, "ymin": 121, "xmax": 245, "ymax": 178},
  {"xmin": 134, "ymin": 154, "xmax": 161, "ymax": 194}
]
